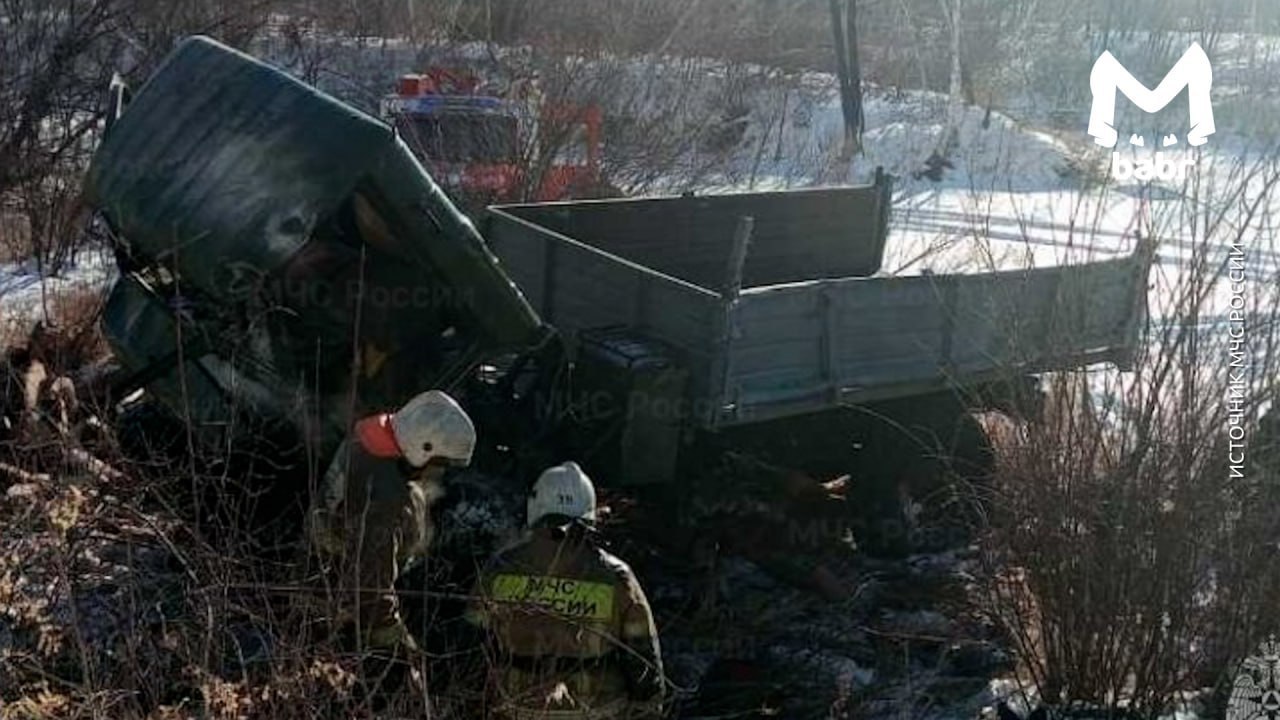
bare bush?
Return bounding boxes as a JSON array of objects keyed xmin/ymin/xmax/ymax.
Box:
[
  {"xmin": 977, "ymin": 150, "xmax": 1280, "ymax": 713},
  {"xmin": 0, "ymin": 0, "xmax": 117, "ymax": 272},
  {"xmin": 0, "ymin": 356, "xmax": 457, "ymax": 717},
  {"xmin": 0, "ymin": 0, "xmax": 272, "ymax": 274}
]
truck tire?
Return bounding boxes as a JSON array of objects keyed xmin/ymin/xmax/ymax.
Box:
[{"xmin": 716, "ymin": 392, "xmax": 994, "ymax": 558}]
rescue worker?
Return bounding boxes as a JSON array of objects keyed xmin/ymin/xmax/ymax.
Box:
[
  {"xmin": 309, "ymin": 389, "xmax": 476, "ymax": 655},
  {"xmin": 466, "ymin": 461, "xmax": 665, "ymax": 719}
]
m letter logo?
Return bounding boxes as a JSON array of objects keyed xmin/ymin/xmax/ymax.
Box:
[{"xmin": 1088, "ymin": 42, "xmax": 1215, "ymax": 149}]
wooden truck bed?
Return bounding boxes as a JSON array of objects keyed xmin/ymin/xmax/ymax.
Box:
[{"xmin": 484, "ymin": 175, "xmax": 1153, "ymax": 427}]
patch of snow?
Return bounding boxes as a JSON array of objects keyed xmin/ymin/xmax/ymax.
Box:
[{"xmin": 0, "ymin": 248, "xmax": 115, "ymax": 337}]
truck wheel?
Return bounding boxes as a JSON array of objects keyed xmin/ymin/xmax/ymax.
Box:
[
  {"xmin": 841, "ymin": 395, "xmax": 994, "ymax": 556},
  {"xmin": 716, "ymin": 394, "xmax": 994, "ymax": 558}
]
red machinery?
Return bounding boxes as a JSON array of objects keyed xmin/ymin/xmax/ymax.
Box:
[{"xmin": 383, "ymin": 67, "xmax": 606, "ymax": 205}]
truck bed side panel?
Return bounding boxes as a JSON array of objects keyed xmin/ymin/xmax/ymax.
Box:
[
  {"xmin": 494, "ymin": 179, "xmax": 891, "ymax": 291},
  {"xmin": 719, "ymin": 249, "xmax": 1151, "ymax": 425},
  {"xmin": 486, "ymin": 210, "xmax": 724, "ymax": 409}
]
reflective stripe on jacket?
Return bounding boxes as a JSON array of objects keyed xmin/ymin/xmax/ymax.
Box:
[{"xmin": 466, "ymin": 529, "xmax": 664, "ymax": 718}]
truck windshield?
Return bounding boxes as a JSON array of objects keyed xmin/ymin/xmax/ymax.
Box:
[{"xmin": 396, "ymin": 112, "xmax": 518, "ymax": 164}]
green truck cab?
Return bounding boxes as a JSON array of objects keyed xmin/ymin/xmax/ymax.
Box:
[{"xmin": 88, "ymin": 36, "xmax": 544, "ymax": 458}]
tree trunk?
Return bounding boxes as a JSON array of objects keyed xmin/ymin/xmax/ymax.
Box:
[
  {"xmin": 940, "ymin": 0, "xmax": 964, "ymax": 156},
  {"xmin": 829, "ymin": 0, "xmax": 863, "ymax": 161},
  {"xmin": 845, "ymin": 0, "xmax": 864, "ymax": 155}
]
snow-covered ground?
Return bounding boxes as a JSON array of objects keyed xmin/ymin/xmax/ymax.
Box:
[
  {"xmin": 722, "ymin": 74, "xmax": 1280, "ymax": 337},
  {"xmin": 0, "ymin": 248, "xmax": 114, "ymax": 339}
]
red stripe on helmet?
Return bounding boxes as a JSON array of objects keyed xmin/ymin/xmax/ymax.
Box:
[{"xmin": 355, "ymin": 413, "xmax": 401, "ymax": 458}]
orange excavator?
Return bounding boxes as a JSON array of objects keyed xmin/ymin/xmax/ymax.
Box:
[{"xmin": 382, "ymin": 67, "xmax": 609, "ymax": 207}]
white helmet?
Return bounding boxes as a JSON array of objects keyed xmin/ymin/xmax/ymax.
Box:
[
  {"xmin": 527, "ymin": 461, "xmax": 596, "ymax": 528},
  {"xmin": 355, "ymin": 389, "xmax": 475, "ymax": 468}
]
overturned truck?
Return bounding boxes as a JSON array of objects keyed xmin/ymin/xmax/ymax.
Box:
[{"xmin": 87, "ymin": 37, "xmax": 1154, "ymax": 552}]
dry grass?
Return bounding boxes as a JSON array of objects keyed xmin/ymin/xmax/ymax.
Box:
[
  {"xmin": 0, "ymin": 209, "xmax": 32, "ymax": 265},
  {"xmin": 2, "ymin": 287, "xmax": 111, "ymax": 373},
  {"xmin": 0, "ymin": 305, "xmax": 460, "ymax": 718},
  {"xmin": 0, "ymin": 425, "xmax": 466, "ymax": 718}
]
